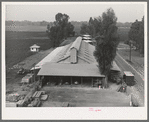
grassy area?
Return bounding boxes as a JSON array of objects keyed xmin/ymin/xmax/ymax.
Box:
[
  {"xmin": 6, "ymin": 26, "xmax": 47, "ymax": 32},
  {"xmin": 117, "ymin": 43, "xmax": 144, "ymax": 76},
  {"xmin": 117, "ymin": 27, "xmax": 130, "ymax": 42},
  {"xmin": 6, "ymin": 31, "xmax": 52, "ymax": 68}
]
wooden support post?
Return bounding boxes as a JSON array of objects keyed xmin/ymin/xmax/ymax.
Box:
[
  {"xmin": 92, "ymin": 78, "xmax": 93, "ymax": 87},
  {"xmin": 81, "ymin": 77, "xmax": 82, "ymax": 87},
  {"xmin": 71, "ymin": 77, "xmax": 72, "ymax": 87},
  {"xmin": 102, "ymin": 77, "xmax": 105, "ymax": 89}
]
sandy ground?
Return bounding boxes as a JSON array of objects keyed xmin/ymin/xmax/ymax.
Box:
[
  {"xmin": 6, "ymin": 48, "xmax": 54, "ymax": 93},
  {"xmin": 40, "ymin": 83, "xmax": 131, "ymax": 107}
]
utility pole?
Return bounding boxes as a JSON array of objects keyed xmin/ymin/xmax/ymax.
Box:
[{"xmin": 129, "ymin": 40, "xmax": 132, "ymax": 62}]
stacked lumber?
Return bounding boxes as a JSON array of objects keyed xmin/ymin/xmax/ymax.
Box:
[
  {"xmin": 40, "ymin": 95, "xmax": 48, "ymax": 101},
  {"xmin": 20, "ymin": 90, "xmax": 35, "ymax": 107},
  {"xmin": 32, "ymin": 91, "xmax": 44, "ymax": 98},
  {"xmin": 17, "ymin": 100, "xmax": 25, "ymax": 107},
  {"xmin": 6, "ymin": 102, "xmax": 17, "ymax": 107},
  {"xmin": 28, "ymin": 98, "xmax": 41, "ymax": 107}
]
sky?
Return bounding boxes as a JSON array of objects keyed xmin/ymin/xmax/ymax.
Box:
[{"xmin": 5, "ymin": 2, "xmax": 146, "ymax": 23}]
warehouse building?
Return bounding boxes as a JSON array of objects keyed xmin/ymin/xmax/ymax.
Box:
[{"xmin": 35, "ymin": 36, "xmax": 120, "ymax": 87}]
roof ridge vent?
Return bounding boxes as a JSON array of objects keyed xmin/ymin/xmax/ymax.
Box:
[{"xmin": 70, "ymin": 36, "xmax": 82, "ymax": 51}]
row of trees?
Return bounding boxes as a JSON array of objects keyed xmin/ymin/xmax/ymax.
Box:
[
  {"xmin": 80, "ymin": 9, "xmax": 119, "ymax": 39},
  {"xmin": 6, "ymin": 20, "xmax": 132, "ymax": 28},
  {"xmin": 47, "ymin": 13, "xmax": 75, "ymax": 47},
  {"xmin": 128, "ymin": 17, "xmax": 144, "ymax": 55}
]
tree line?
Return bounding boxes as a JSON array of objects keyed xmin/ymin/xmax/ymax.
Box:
[
  {"xmin": 6, "ymin": 20, "xmax": 53, "ymax": 26},
  {"xmin": 128, "ymin": 17, "xmax": 144, "ymax": 55},
  {"xmin": 6, "ymin": 20, "xmax": 132, "ymax": 28}
]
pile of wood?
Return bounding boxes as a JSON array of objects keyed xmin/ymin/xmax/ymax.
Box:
[
  {"xmin": 28, "ymin": 98, "xmax": 41, "ymax": 107},
  {"xmin": 27, "ymin": 91, "xmax": 48, "ymax": 107},
  {"xmin": 6, "ymin": 92, "xmax": 26, "ymax": 102},
  {"xmin": 6, "ymin": 80, "xmax": 43, "ymax": 107},
  {"xmin": 62, "ymin": 102, "xmax": 69, "ymax": 107},
  {"xmin": 6, "ymin": 93, "xmax": 20, "ymax": 102}
]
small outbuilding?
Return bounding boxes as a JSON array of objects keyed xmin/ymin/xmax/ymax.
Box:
[{"xmin": 30, "ymin": 44, "xmax": 40, "ymax": 52}]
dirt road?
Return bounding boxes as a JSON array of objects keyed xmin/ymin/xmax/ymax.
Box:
[{"xmin": 115, "ymin": 53, "xmax": 144, "ymax": 106}]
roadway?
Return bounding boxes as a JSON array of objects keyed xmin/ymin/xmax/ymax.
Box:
[{"xmin": 115, "ymin": 52, "xmax": 144, "ymax": 106}]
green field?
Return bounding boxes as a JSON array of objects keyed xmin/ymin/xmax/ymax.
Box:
[
  {"xmin": 5, "ymin": 25, "xmax": 129, "ymax": 68},
  {"xmin": 6, "ymin": 25, "xmax": 47, "ymax": 32},
  {"xmin": 6, "ymin": 31, "xmax": 52, "ymax": 68},
  {"xmin": 117, "ymin": 27, "xmax": 130, "ymax": 42}
]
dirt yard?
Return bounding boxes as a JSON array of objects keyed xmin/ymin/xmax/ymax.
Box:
[{"xmin": 40, "ymin": 83, "xmax": 131, "ymax": 107}]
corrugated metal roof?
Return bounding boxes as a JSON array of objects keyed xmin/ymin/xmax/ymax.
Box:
[
  {"xmin": 37, "ymin": 63, "xmax": 104, "ymax": 77},
  {"xmin": 32, "ymin": 44, "xmax": 70, "ymax": 70},
  {"xmin": 77, "ymin": 40, "xmax": 96, "ymax": 63}
]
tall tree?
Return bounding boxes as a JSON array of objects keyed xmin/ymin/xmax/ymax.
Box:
[
  {"xmin": 139, "ymin": 17, "xmax": 144, "ymax": 55},
  {"xmin": 80, "ymin": 17, "xmax": 102, "ymax": 37},
  {"xmin": 80, "ymin": 23, "xmax": 90, "ymax": 35},
  {"xmin": 94, "ymin": 8, "xmax": 119, "ymax": 88},
  {"xmin": 128, "ymin": 17, "xmax": 144, "ymax": 55},
  {"xmin": 48, "ymin": 13, "xmax": 74, "ymax": 47}
]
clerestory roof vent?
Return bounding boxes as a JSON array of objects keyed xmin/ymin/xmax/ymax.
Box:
[{"xmin": 70, "ymin": 36, "xmax": 82, "ymax": 51}]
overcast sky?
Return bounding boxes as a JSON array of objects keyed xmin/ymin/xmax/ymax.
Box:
[{"xmin": 5, "ymin": 2, "xmax": 146, "ymax": 23}]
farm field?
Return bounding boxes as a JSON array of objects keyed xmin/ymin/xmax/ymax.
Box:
[
  {"xmin": 6, "ymin": 25, "xmax": 47, "ymax": 32},
  {"xmin": 6, "ymin": 31, "xmax": 52, "ymax": 69},
  {"xmin": 117, "ymin": 27, "xmax": 130, "ymax": 42},
  {"xmin": 5, "ymin": 25, "xmax": 81, "ymax": 69},
  {"xmin": 117, "ymin": 48, "xmax": 144, "ymax": 76}
]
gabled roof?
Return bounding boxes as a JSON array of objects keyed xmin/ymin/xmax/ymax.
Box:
[
  {"xmin": 36, "ymin": 36, "xmax": 121, "ymax": 76},
  {"xmin": 30, "ymin": 44, "xmax": 40, "ymax": 48}
]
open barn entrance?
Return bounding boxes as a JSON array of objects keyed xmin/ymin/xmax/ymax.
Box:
[{"xmin": 40, "ymin": 76, "xmax": 104, "ymax": 88}]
